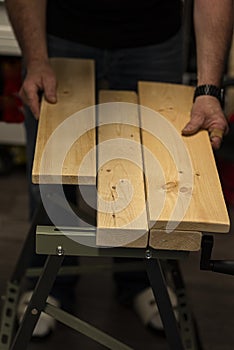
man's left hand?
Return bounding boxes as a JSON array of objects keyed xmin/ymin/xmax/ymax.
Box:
[{"xmin": 182, "ymin": 95, "xmax": 229, "ymax": 149}]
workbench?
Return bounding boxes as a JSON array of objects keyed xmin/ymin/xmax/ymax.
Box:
[{"xmin": 0, "ymin": 58, "xmax": 230, "ymax": 350}]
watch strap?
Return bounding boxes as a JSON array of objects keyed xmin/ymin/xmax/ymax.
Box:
[{"xmin": 193, "ymin": 84, "xmax": 224, "ymax": 105}]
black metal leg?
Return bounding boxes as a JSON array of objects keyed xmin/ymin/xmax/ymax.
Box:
[
  {"xmin": 146, "ymin": 258, "xmax": 184, "ymax": 350},
  {"xmin": 0, "ymin": 202, "xmax": 49, "ymax": 350},
  {"xmin": 10, "ymin": 254, "xmax": 64, "ymax": 350},
  {"xmin": 167, "ymin": 260, "xmax": 202, "ymax": 350}
]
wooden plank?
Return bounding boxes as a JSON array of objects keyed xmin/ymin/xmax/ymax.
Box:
[
  {"xmin": 138, "ymin": 82, "xmax": 230, "ymax": 233},
  {"xmin": 32, "ymin": 58, "xmax": 96, "ymax": 185},
  {"xmin": 149, "ymin": 229, "xmax": 202, "ymax": 251},
  {"xmin": 96, "ymin": 90, "xmax": 148, "ymax": 247}
]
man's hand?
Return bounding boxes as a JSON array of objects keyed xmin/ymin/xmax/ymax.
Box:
[
  {"xmin": 182, "ymin": 96, "xmax": 229, "ymax": 150},
  {"xmin": 20, "ymin": 60, "xmax": 57, "ymax": 119}
]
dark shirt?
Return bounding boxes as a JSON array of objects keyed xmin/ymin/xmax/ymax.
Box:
[{"xmin": 47, "ymin": 0, "xmax": 182, "ymax": 49}]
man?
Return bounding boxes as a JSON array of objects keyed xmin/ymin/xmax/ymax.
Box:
[
  {"xmin": 5, "ymin": 0, "xmax": 233, "ymax": 337},
  {"xmin": 183, "ymin": 0, "xmax": 232, "ymax": 146}
]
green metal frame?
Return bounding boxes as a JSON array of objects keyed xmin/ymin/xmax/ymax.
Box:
[
  {"xmin": 45, "ymin": 303, "xmax": 133, "ymax": 350},
  {"xmin": 36, "ymin": 225, "xmax": 189, "ymax": 259},
  {"xmin": 0, "ymin": 224, "xmax": 202, "ymax": 350}
]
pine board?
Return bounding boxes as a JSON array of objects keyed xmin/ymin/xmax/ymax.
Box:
[
  {"xmin": 149, "ymin": 229, "xmax": 202, "ymax": 251},
  {"xmin": 32, "ymin": 58, "xmax": 96, "ymax": 185},
  {"xmin": 138, "ymin": 82, "xmax": 229, "ymax": 233},
  {"xmin": 96, "ymin": 90, "xmax": 148, "ymax": 247}
]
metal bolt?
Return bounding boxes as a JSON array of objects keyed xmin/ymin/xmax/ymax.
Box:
[
  {"xmin": 31, "ymin": 308, "xmax": 38, "ymax": 315},
  {"xmin": 56, "ymin": 245, "xmax": 64, "ymax": 256},
  {"xmin": 145, "ymin": 249, "xmax": 152, "ymax": 259}
]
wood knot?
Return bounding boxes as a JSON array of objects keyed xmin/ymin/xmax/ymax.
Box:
[
  {"xmin": 162, "ymin": 181, "xmax": 178, "ymax": 192},
  {"xmin": 179, "ymin": 186, "xmax": 192, "ymax": 194}
]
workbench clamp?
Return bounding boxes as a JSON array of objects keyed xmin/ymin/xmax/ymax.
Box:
[{"xmin": 200, "ymin": 235, "xmax": 234, "ymax": 276}]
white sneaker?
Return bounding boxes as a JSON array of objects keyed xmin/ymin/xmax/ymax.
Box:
[
  {"xmin": 133, "ymin": 287, "xmax": 178, "ymax": 331},
  {"xmin": 17, "ymin": 291, "xmax": 60, "ymax": 337}
]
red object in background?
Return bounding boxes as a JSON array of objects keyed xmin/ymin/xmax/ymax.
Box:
[
  {"xmin": 0, "ymin": 57, "xmax": 24, "ymax": 123},
  {"xmin": 229, "ymin": 113, "xmax": 234, "ymax": 123},
  {"xmin": 217, "ymin": 158, "xmax": 234, "ymax": 207}
]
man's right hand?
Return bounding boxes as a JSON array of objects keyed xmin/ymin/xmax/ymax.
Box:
[{"xmin": 20, "ymin": 60, "xmax": 57, "ymax": 119}]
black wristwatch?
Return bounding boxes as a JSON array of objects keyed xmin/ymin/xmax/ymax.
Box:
[{"xmin": 193, "ymin": 84, "xmax": 224, "ymax": 106}]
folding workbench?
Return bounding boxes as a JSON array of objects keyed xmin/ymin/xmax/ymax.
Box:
[{"xmin": 0, "ymin": 58, "xmax": 230, "ymax": 350}]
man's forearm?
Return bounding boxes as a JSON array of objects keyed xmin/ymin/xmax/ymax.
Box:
[
  {"xmin": 194, "ymin": 0, "xmax": 233, "ymax": 87},
  {"xmin": 5, "ymin": 0, "xmax": 48, "ymax": 66}
]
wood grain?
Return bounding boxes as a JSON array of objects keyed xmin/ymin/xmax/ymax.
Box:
[
  {"xmin": 32, "ymin": 58, "xmax": 96, "ymax": 185},
  {"xmin": 96, "ymin": 90, "xmax": 148, "ymax": 247},
  {"xmin": 149, "ymin": 229, "xmax": 202, "ymax": 251},
  {"xmin": 138, "ymin": 82, "xmax": 230, "ymax": 233}
]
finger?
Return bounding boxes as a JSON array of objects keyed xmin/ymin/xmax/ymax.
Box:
[
  {"xmin": 209, "ymin": 128, "xmax": 224, "ymax": 150},
  {"xmin": 27, "ymin": 95, "xmax": 40, "ymax": 119},
  {"xmin": 20, "ymin": 86, "xmax": 40, "ymax": 119},
  {"xmin": 182, "ymin": 120, "xmax": 202, "ymax": 136},
  {"xmin": 209, "ymin": 128, "xmax": 224, "ymax": 139},
  {"xmin": 210, "ymin": 136, "xmax": 222, "ymax": 150},
  {"xmin": 181, "ymin": 108, "xmax": 205, "ymax": 136},
  {"xmin": 43, "ymin": 75, "xmax": 57, "ymax": 104}
]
